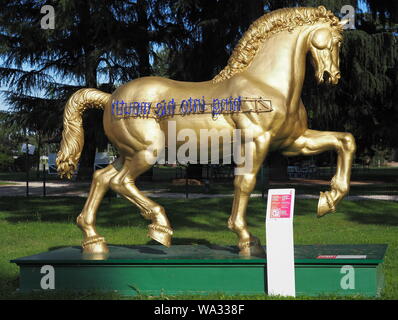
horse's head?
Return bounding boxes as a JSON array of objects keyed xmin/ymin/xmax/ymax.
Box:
[{"xmin": 309, "ymin": 19, "xmax": 347, "ymax": 85}]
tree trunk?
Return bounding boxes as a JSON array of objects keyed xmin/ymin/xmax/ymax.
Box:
[
  {"xmin": 392, "ymin": 148, "xmax": 398, "ymax": 162},
  {"xmin": 36, "ymin": 134, "xmax": 41, "ymax": 178},
  {"xmin": 136, "ymin": 0, "xmax": 151, "ymax": 77}
]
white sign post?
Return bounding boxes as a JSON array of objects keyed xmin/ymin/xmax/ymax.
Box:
[{"xmin": 265, "ymin": 188, "xmax": 296, "ymax": 297}]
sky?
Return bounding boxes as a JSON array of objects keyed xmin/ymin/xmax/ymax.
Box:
[{"xmin": 0, "ymin": 85, "xmax": 9, "ymax": 111}]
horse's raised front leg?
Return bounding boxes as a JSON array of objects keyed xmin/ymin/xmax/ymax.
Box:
[
  {"xmin": 77, "ymin": 161, "xmax": 119, "ymax": 254},
  {"xmin": 229, "ymin": 133, "xmax": 271, "ymax": 257},
  {"xmin": 282, "ymin": 129, "xmax": 356, "ymax": 217}
]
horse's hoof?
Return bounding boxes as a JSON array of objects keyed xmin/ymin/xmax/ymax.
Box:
[
  {"xmin": 239, "ymin": 245, "xmax": 266, "ymax": 258},
  {"xmin": 317, "ymin": 191, "xmax": 336, "ymax": 217},
  {"xmin": 238, "ymin": 236, "xmax": 265, "ymax": 258},
  {"xmin": 81, "ymin": 235, "xmax": 109, "ymax": 254},
  {"xmin": 148, "ymin": 223, "xmax": 173, "ymax": 247}
]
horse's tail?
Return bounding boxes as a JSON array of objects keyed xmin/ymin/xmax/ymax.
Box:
[{"xmin": 56, "ymin": 88, "xmax": 111, "ymax": 179}]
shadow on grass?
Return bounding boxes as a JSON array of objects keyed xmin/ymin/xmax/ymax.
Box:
[
  {"xmin": 294, "ymin": 197, "xmax": 398, "ymax": 227},
  {"xmin": 1, "ymin": 196, "xmax": 265, "ymax": 233},
  {"xmin": 0, "ymin": 197, "xmax": 210, "ymax": 230},
  {"xmin": 146, "ymin": 237, "xmax": 214, "ymax": 246},
  {"xmin": 2, "ymin": 196, "xmax": 397, "ymax": 232},
  {"xmin": 48, "ymin": 240, "xmax": 239, "ymax": 256},
  {"xmin": 48, "ymin": 245, "xmax": 81, "ymax": 251},
  {"xmin": 340, "ymin": 200, "xmax": 398, "ymax": 226}
]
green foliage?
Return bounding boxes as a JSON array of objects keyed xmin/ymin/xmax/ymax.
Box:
[
  {"xmin": 0, "ymin": 111, "xmax": 24, "ymax": 171},
  {"xmin": 152, "ymin": 47, "xmax": 172, "ymax": 78},
  {"xmin": 0, "ymin": 153, "xmax": 13, "ymax": 171},
  {"xmin": 152, "ymin": 0, "xmax": 265, "ymax": 81}
]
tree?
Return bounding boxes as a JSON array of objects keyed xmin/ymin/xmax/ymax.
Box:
[
  {"xmin": 152, "ymin": 0, "xmax": 266, "ymax": 81},
  {"xmin": 0, "ymin": 111, "xmax": 25, "ymax": 171},
  {"xmin": 0, "ymin": 0, "xmax": 170, "ymax": 178}
]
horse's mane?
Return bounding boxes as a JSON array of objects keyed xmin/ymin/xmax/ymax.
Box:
[{"xmin": 212, "ymin": 6, "xmax": 342, "ymax": 83}]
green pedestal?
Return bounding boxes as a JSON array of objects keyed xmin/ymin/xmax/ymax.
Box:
[{"xmin": 11, "ymin": 244, "xmax": 387, "ymax": 297}]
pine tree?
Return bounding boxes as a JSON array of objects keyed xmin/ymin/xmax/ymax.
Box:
[{"xmin": 0, "ymin": 0, "xmax": 174, "ymax": 178}]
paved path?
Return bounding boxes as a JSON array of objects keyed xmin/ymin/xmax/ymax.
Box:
[
  {"xmin": 0, "ymin": 180, "xmax": 91, "ymax": 197},
  {"xmin": 0, "ymin": 180, "xmax": 397, "ymax": 201}
]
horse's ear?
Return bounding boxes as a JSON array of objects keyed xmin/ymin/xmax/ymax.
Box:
[{"xmin": 311, "ymin": 28, "xmax": 332, "ymax": 50}]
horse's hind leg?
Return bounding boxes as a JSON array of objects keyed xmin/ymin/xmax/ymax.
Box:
[
  {"xmin": 77, "ymin": 161, "xmax": 120, "ymax": 254},
  {"xmin": 109, "ymin": 152, "xmax": 173, "ymax": 247}
]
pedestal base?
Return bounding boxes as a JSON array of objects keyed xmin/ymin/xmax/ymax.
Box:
[{"xmin": 11, "ymin": 244, "xmax": 387, "ymax": 297}]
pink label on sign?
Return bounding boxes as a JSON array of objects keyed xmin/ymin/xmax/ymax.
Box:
[
  {"xmin": 317, "ymin": 255, "xmax": 367, "ymax": 259},
  {"xmin": 269, "ymin": 194, "xmax": 292, "ymax": 218},
  {"xmin": 316, "ymin": 255, "xmax": 337, "ymax": 259}
]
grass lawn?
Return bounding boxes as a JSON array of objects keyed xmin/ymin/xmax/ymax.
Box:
[
  {"xmin": 0, "ymin": 196, "xmax": 397, "ymax": 300},
  {"xmin": 0, "ymin": 182, "xmax": 16, "ymax": 186}
]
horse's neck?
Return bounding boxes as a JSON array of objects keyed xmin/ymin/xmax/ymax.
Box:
[{"xmin": 243, "ymin": 28, "xmax": 310, "ymax": 111}]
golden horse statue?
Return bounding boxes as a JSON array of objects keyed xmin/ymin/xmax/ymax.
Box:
[{"xmin": 57, "ymin": 6, "xmax": 356, "ymax": 257}]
